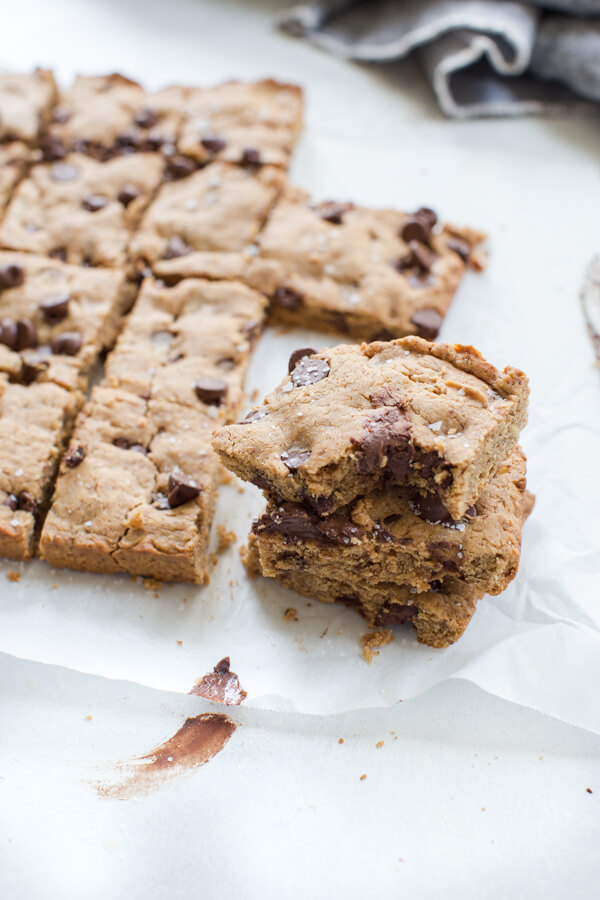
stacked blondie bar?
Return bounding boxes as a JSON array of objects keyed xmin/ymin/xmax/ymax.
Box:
[
  {"xmin": 0, "ymin": 68, "xmax": 485, "ymax": 592},
  {"xmin": 213, "ymin": 339, "xmax": 532, "ymax": 646}
]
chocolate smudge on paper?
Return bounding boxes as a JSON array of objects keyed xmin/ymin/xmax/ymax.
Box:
[
  {"xmin": 189, "ymin": 656, "xmax": 247, "ymax": 706},
  {"xmin": 581, "ymin": 256, "xmax": 600, "ymax": 363},
  {"xmin": 97, "ymin": 713, "xmax": 236, "ymax": 799}
]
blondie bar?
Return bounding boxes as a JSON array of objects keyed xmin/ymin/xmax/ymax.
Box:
[{"xmin": 0, "ymin": 69, "xmax": 57, "ymax": 145}]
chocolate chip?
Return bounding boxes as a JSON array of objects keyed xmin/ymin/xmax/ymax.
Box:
[
  {"xmin": 254, "ymin": 503, "xmax": 323, "ymax": 543},
  {"xmin": 241, "ymin": 147, "xmax": 261, "ymax": 166},
  {"xmin": 16, "ymin": 490, "xmax": 37, "ymax": 513},
  {"xmin": 281, "ymin": 449, "xmax": 311, "ymax": 472},
  {"xmin": 82, "ymin": 194, "xmax": 108, "ymax": 212},
  {"xmin": 201, "ymin": 137, "xmax": 226, "ymax": 154},
  {"xmin": 213, "ymin": 657, "xmax": 231, "ymax": 675},
  {"xmin": 40, "ymin": 294, "xmax": 70, "ymax": 322},
  {"xmin": 464, "ymin": 505, "xmax": 477, "ymax": 518},
  {"xmin": 163, "ymin": 236, "xmax": 192, "ymax": 259},
  {"xmin": 410, "ymin": 309, "xmax": 443, "ymax": 341},
  {"xmin": 20, "ymin": 352, "xmax": 49, "ymax": 384},
  {"xmin": 135, "ymin": 108, "xmax": 158, "ymax": 129},
  {"xmin": 0, "ymin": 264, "xmax": 25, "ymax": 289},
  {"xmin": 112, "ymin": 438, "xmax": 146, "ymax": 454},
  {"xmin": 351, "ymin": 410, "xmax": 412, "ymax": 479},
  {"xmin": 273, "ymin": 286, "xmax": 303, "ymax": 312},
  {"xmin": 429, "ymin": 580, "xmax": 443, "ymax": 592},
  {"xmin": 401, "ymin": 207, "xmax": 437, "ymax": 243},
  {"xmin": 315, "ymin": 515, "xmax": 363, "ymax": 545},
  {"xmin": 408, "ymin": 240, "xmax": 434, "ymax": 272},
  {"xmin": 117, "ymin": 184, "xmax": 140, "ymax": 206},
  {"xmin": 193, "ymin": 377, "xmax": 228, "ymax": 405},
  {"xmin": 65, "ymin": 445, "xmax": 86, "ymax": 468},
  {"xmin": 447, "ymin": 237, "xmax": 471, "ymax": 263},
  {"xmin": 290, "ymin": 356, "xmax": 330, "ymax": 388},
  {"xmin": 116, "ymin": 128, "xmax": 144, "ymax": 150},
  {"xmin": 240, "ymin": 409, "xmax": 266, "ymax": 424},
  {"xmin": 51, "ymin": 331, "xmax": 81, "ymax": 356},
  {"xmin": 288, "ymin": 347, "xmax": 316, "ymax": 373},
  {"xmin": 14, "ymin": 318, "xmax": 37, "ymax": 351},
  {"xmin": 376, "ymin": 604, "xmax": 418, "ymax": 626},
  {"xmin": 316, "ymin": 201, "xmax": 354, "ymax": 224},
  {"xmin": 40, "ymin": 135, "xmax": 67, "ymax": 161},
  {"xmin": 166, "ymin": 155, "xmax": 196, "ymax": 180},
  {"xmin": 0, "ymin": 317, "xmax": 17, "ymax": 349},
  {"xmin": 167, "ymin": 473, "xmax": 201, "ymax": 508},
  {"xmin": 49, "ymin": 162, "xmax": 78, "ymax": 182},
  {"xmin": 411, "ymin": 493, "xmax": 452, "ymax": 525},
  {"xmin": 3, "ymin": 493, "xmax": 18, "ymax": 511},
  {"xmin": 49, "ymin": 248, "xmax": 67, "ymax": 262}
]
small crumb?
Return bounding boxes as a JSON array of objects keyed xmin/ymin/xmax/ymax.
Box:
[
  {"xmin": 84, "ymin": 715, "xmax": 93, "ymax": 721},
  {"xmin": 220, "ymin": 469, "xmax": 235, "ymax": 486},
  {"xmin": 320, "ymin": 626, "xmax": 329, "ymax": 638},
  {"xmin": 6, "ymin": 571, "xmax": 20, "ymax": 583},
  {"xmin": 481, "ymin": 807, "xmax": 486, "ymax": 812},
  {"xmin": 177, "ymin": 640, "xmax": 183, "ymax": 646},
  {"xmin": 360, "ymin": 629, "xmax": 394, "ymax": 664},
  {"xmin": 237, "ymin": 486, "xmax": 245, "ymax": 495},
  {"xmin": 284, "ymin": 607, "xmax": 298, "ymax": 622},
  {"xmin": 360, "ymin": 774, "xmax": 367, "ymax": 781},
  {"xmin": 209, "ymin": 552, "xmax": 218, "ymax": 570},
  {"xmin": 143, "ymin": 577, "xmax": 162, "ymax": 592},
  {"xmin": 338, "ymin": 738, "xmax": 344, "ymax": 744},
  {"xmin": 51, "ymin": 583, "xmax": 57, "ymax": 589},
  {"xmin": 586, "ymin": 788, "xmax": 593, "ymax": 794},
  {"xmin": 216, "ymin": 525, "xmax": 236, "ymax": 555},
  {"xmin": 376, "ymin": 741, "xmax": 384, "ymax": 748}
]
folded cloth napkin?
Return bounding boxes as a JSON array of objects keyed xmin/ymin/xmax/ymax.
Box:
[{"xmin": 278, "ymin": 0, "xmax": 600, "ymax": 117}]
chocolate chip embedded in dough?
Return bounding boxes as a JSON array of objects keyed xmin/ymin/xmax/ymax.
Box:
[
  {"xmin": 201, "ymin": 137, "xmax": 226, "ymax": 154},
  {"xmin": 0, "ymin": 317, "xmax": 17, "ymax": 349},
  {"xmin": 64, "ymin": 445, "xmax": 86, "ymax": 468},
  {"xmin": 316, "ymin": 201, "xmax": 354, "ymax": 224},
  {"xmin": 40, "ymin": 135, "xmax": 67, "ymax": 160},
  {"xmin": 351, "ymin": 411, "xmax": 412, "ymax": 479},
  {"xmin": 253, "ymin": 503, "xmax": 323, "ymax": 543},
  {"xmin": 82, "ymin": 194, "xmax": 108, "ymax": 212},
  {"xmin": 315, "ymin": 515, "xmax": 364, "ymax": 545},
  {"xmin": 240, "ymin": 408, "xmax": 266, "ymax": 425},
  {"xmin": 290, "ymin": 356, "xmax": 330, "ymax": 388},
  {"xmin": 134, "ymin": 108, "xmax": 158, "ymax": 129},
  {"xmin": 411, "ymin": 493, "xmax": 453, "ymax": 525},
  {"xmin": 40, "ymin": 293, "xmax": 70, "ymax": 322},
  {"xmin": 3, "ymin": 493, "xmax": 19, "ymax": 510},
  {"xmin": 167, "ymin": 473, "xmax": 201, "ymax": 508},
  {"xmin": 288, "ymin": 347, "xmax": 316, "ymax": 373},
  {"xmin": 117, "ymin": 184, "xmax": 140, "ymax": 207},
  {"xmin": 241, "ymin": 147, "xmax": 261, "ymax": 166},
  {"xmin": 16, "ymin": 491, "xmax": 37, "ymax": 513},
  {"xmin": 447, "ymin": 236, "xmax": 471, "ymax": 263},
  {"xmin": 410, "ymin": 308, "xmax": 443, "ymax": 341},
  {"xmin": 14, "ymin": 318, "xmax": 37, "ymax": 351},
  {"xmin": 273, "ymin": 286, "xmax": 303, "ymax": 311},
  {"xmin": 281, "ymin": 449, "xmax": 311, "ymax": 473},
  {"xmin": 375, "ymin": 604, "xmax": 418, "ymax": 626},
  {"xmin": 51, "ymin": 331, "xmax": 81, "ymax": 356},
  {"xmin": 49, "ymin": 248, "xmax": 67, "ymax": 262},
  {"xmin": 166, "ymin": 155, "xmax": 196, "ymax": 180},
  {"xmin": 401, "ymin": 207, "xmax": 437, "ymax": 243},
  {"xmin": 163, "ymin": 236, "xmax": 192, "ymax": 259},
  {"xmin": 194, "ymin": 377, "xmax": 228, "ymax": 406},
  {"xmin": 49, "ymin": 162, "xmax": 78, "ymax": 182},
  {"xmin": 0, "ymin": 263, "xmax": 25, "ymax": 289},
  {"xmin": 408, "ymin": 240, "xmax": 434, "ymax": 272},
  {"xmin": 20, "ymin": 352, "xmax": 50, "ymax": 385}
]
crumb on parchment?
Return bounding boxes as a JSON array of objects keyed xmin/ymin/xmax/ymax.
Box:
[
  {"xmin": 217, "ymin": 525, "xmax": 236, "ymax": 555},
  {"xmin": 360, "ymin": 629, "xmax": 394, "ymax": 664},
  {"xmin": 6, "ymin": 570, "xmax": 20, "ymax": 582},
  {"xmin": 143, "ymin": 577, "xmax": 163, "ymax": 592},
  {"xmin": 283, "ymin": 607, "xmax": 297, "ymax": 622}
]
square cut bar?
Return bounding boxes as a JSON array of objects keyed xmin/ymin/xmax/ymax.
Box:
[
  {"xmin": 176, "ymin": 79, "xmax": 303, "ymax": 169},
  {"xmin": 213, "ymin": 337, "xmax": 529, "ymax": 521},
  {"xmin": 251, "ymin": 450, "xmax": 530, "ymax": 597},
  {"xmin": 250, "ymin": 490, "xmax": 534, "ymax": 648},
  {"xmin": 103, "ymin": 276, "xmax": 267, "ymax": 422},
  {"xmin": 43, "ymin": 73, "xmax": 184, "ymax": 161},
  {"xmin": 0, "ymin": 251, "xmax": 128, "ymax": 391},
  {"xmin": 0, "ymin": 69, "xmax": 57, "ymax": 145},
  {"xmin": 0, "ymin": 143, "xmax": 30, "ymax": 214},
  {"xmin": 241, "ymin": 185, "xmax": 486, "ymax": 341},
  {"xmin": 130, "ymin": 161, "xmax": 285, "ymax": 279},
  {"xmin": 0, "ymin": 152, "xmax": 165, "ymax": 268},
  {"xmin": 40, "ymin": 387, "xmax": 220, "ymax": 583},
  {"xmin": 0, "ymin": 375, "xmax": 81, "ymax": 560}
]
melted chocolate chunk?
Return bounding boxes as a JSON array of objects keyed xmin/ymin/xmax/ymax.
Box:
[
  {"xmin": 134, "ymin": 108, "xmax": 158, "ymax": 129},
  {"xmin": 40, "ymin": 293, "xmax": 70, "ymax": 322},
  {"xmin": 163, "ymin": 236, "xmax": 192, "ymax": 259},
  {"xmin": 65, "ymin": 445, "xmax": 86, "ymax": 468},
  {"xmin": 3, "ymin": 494, "xmax": 18, "ymax": 511},
  {"xmin": 16, "ymin": 491, "xmax": 37, "ymax": 514},
  {"xmin": 0, "ymin": 263, "xmax": 25, "ymax": 290},
  {"xmin": 82, "ymin": 194, "xmax": 108, "ymax": 212},
  {"xmin": 41, "ymin": 135, "xmax": 68, "ymax": 161},
  {"xmin": 201, "ymin": 137, "xmax": 226, "ymax": 154},
  {"xmin": 316, "ymin": 515, "xmax": 363, "ymax": 545},
  {"xmin": 14, "ymin": 318, "xmax": 37, "ymax": 351},
  {"xmin": 49, "ymin": 162, "xmax": 78, "ymax": 182},
  {"xmin": 166, "ymin": 155, "xmax": 196, "ymax": 180},
  {"xmin": 290, "ymin": 356, "xmax": 330, "ymax": 388},
  {"xmin": 20, "ymin": 352, "xmax": 49, "ymax": 384},
  {"xmin": 117, "ymin": 183, "xmax": 140, "ymax": 207},
  {"xmin": 194, "ymin": 377, "xmax": 227, "ymax": 405},
  {"xmin": 288, "ymin": 347, "xmax": 316, "ymax": 373},
  {"xmin": 51, "ymin": 331, "xmax": 81, "ymax": 356},
  {"xmin": 273, "ymin": 286, "xmax": 303, "ymax": 311},
  {"xmin": 375, "ymin": 604, "xmax": 418, "ymax": 626},
  {"xmin": 254, "ymin": 503, "xmax": 323, "ymax": 543},
  {"xmin": 281, "ymin": 449, "xmax": 311, "ymax": 473},
  {"xmin": 167, "ymin": 473, "xmax": 201, "ymax": 508},
  {"xmin": 447, "ymin": 236, "xmax": 471, "ymax": 263},
  {"xmin": 351, "ymin": 409, "xmax": 412, "ymax": 480},
  {"xmin": 241, "ymin": 147, "xmax": 261, "ymax": 166},
  {"xmin": 410, "ymin": 308, "xmax": 442, "ymax": 341},
  {"xmin": 316, "ymin": 201, "xmax": 354, "ymax": 224},
  {"xmin": 411, "ymin": 493, "xmax": 453, "ymax": 525}
]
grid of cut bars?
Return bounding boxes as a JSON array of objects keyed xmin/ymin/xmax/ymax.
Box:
[{"xmin": 0, "ymin": 69, "xmax": 481, "ymax": 583}]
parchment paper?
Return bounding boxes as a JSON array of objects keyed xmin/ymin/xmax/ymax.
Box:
[{"xmin": 1, "ymin": 128, "xmax": 599, "ymax": 732}]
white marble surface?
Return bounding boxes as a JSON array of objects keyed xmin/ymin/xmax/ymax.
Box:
[{"xmin": 1, "ymin": 1, "xmax": 600, "ymax": 897}]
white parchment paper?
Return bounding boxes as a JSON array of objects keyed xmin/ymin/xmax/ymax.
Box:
[{"xmin": 1, "ymin": 118, "xmax": 599, "ymax": 732}]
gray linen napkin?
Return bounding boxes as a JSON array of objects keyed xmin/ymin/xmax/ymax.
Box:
[{"xmin": 278, "ymin": 0, "xmax": 600, "ymax": 117}]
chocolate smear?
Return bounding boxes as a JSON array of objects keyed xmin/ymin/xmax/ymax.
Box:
[{"xmin": 189, "ymin": 657, "xmax": 247, "ymax": 706}]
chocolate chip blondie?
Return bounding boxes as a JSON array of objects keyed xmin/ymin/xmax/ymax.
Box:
[
  {"xmin": 0, "ymin": 251, "xmax": 128, "ymax": 391},
  {"xmin": 0, "ymin": 69, "xmax": 57, "ymax": 145},
  {"xmin": 40, "ymin": 387, "xmax": 220, "ymax": 582},
  {"xmin": 103, "ymin": 276, "xmax": 267, "ymax": 420},
  {"xmin": 130, "ymin": 160, "xmax": 285, "ymax": 278},
  {"xmin": 213, "ymin": 338, "xmax": 529, "ymax": 521},
  {"xmin": 242, "ymin": 186, "xmax": 485, "ymax": 340},
  {"xmin": 0, "ymin": 375, "xmax": 81, "ymax": 559},
  {"xmin": 0, "ymin": 152, "xmax": 164, "ymax": 268}
]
